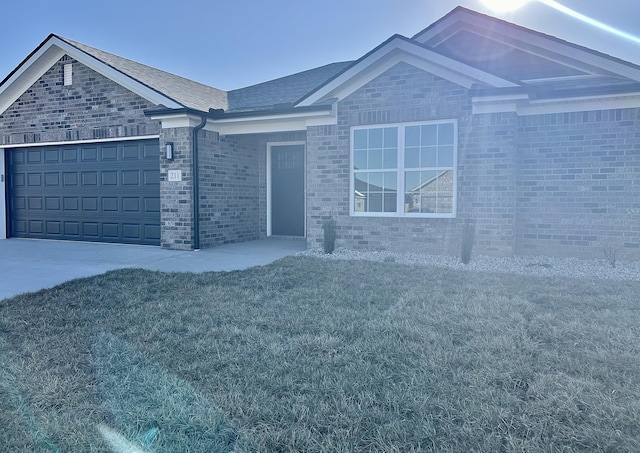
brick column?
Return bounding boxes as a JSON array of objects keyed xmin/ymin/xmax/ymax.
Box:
[{"xmin": 159, "ymin": 127, "xmax": 194, "ymax": 249}]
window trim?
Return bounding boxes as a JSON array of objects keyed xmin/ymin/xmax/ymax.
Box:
[{"xmin": 350, "ymin": 119, "xmax": 457, "ymax": 218}]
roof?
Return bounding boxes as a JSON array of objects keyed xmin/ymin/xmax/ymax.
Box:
[
  {"xmin": 56, "ymin": 36, "xmax": 228, "ymax": 111},
  {"xmin": 3, "ymin": 7, "xmax": 640, "ymax": 122},
  {"xmin": 227, "ymin": 62, "xmax": 352, "ymax": 112}
]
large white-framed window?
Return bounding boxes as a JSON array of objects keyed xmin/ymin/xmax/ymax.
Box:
[{"xmin": 351, "ymin": 120, "xmax": 457, "ymax": 218}]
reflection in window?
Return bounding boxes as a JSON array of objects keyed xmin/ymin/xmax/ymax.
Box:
[
  {"xmin": 404, "ymin": 170, "xmax": 453, "ymax": 214},
  {"xmin": 353, "ymin": 127, "xmax": 398, "ymax": 213}
]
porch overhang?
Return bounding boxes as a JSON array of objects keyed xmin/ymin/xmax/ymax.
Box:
[{"xmin": 145, "ymin": 104, "xmax": 336, "ymax": 135}]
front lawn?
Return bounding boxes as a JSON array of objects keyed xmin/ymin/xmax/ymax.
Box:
[{"xmin": 1, "ymin": 256, "xmax": 640, "ymax": 452}]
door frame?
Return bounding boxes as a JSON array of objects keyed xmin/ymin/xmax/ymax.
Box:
[{"xmin": 267, "ymin": 141, "xmax": 306, "ymax": 237}]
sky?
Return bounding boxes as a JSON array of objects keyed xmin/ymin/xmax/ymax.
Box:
[{"xmin": 0, "ymin": 0, "xmax": 639, "ymax": 91}]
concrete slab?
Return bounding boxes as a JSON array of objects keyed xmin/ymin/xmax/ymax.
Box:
[{"xmin": 0, "ymin": 238, "xmax": 306, "ymax": 301}]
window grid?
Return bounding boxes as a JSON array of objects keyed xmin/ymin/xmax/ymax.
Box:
[{"xmin": 351, "ymin": 120, "xmax": 456, "ymax": 218}]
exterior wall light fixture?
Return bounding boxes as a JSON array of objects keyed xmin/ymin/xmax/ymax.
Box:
[{"xmin": 165, "ymin": 142, "xmax": 174, "ymax": 160}]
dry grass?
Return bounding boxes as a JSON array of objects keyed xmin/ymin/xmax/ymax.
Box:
[{"xmin": 1, "ymin": 256, "xmax": 640, "ymax": 452}]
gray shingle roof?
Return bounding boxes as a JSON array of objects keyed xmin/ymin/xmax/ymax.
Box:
[
  {"xmin": 227, "ymin": 62, "xmax": 353, "ymax": 112},
  {"xmin": 58, "ymin": 35, "xmax": 228, "ymax": 111},
  {"xmin": 58, "ymin": 35, "xmax": 351, "ymax": 113}
]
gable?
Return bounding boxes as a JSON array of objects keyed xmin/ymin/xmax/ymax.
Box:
[
  {"xmin": 432, "ymin": 29, "xmax": 587, "ymax": 81},
  {"xmin": 339, "ymin": 61, "xmax": 470, "ymax": 118},
  {"xmin": 1, "ymin": 56, "xmax": 160, "ymax": 145},
  {"xmin": 414, "ymin": 7, "xmax": 640, "ymax": 85},
  {"xmin": 296, "ymin": 35, "xmax": 518, "ymax": 107},
  {"xmin": 0, "ymin": 35, "xmax": 190, "ymax": 117}
]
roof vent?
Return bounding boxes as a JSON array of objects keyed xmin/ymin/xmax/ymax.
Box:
[{"xmin": 63, "ymin": 63, "xmax": 73, "ymax": 86}]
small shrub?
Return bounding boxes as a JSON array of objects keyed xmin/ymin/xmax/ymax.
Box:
[
  {"xmin": 322, "ymin": 218, "xmax": 337, "ymax": 254},
  {"xmin": 602, "ymin": 243, "xmax": 620, "ymax": 268},
  {"xmin": 461, "ymin": 220, "xmax": 476, "ymax": 265}
]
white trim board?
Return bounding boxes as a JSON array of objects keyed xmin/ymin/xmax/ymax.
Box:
[{"xmin": 472, "ymin": 93, "xmax": 640, "ymax": 115}]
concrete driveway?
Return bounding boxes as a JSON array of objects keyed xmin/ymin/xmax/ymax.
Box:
[{"xmin": 0, "ymin": 238, "xmax": 306, "ymax": 301}]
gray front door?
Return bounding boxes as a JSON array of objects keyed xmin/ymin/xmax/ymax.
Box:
[
  {"xmin": 271, "ymin": 144, "xmax": 304, "ymax": 237},
  {"xmin": 7, "ymin": 139, "xmax": 161, "ymax": 245}
]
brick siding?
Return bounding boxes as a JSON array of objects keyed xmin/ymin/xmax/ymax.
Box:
[
  {"xmin": 3, "ymin": 55, "xmax": 639, "ymax": 258},
  {"xmin": 516, "ymin": 109, "xmax": 640, "ymax": 258},
  {"xmin": 159, "ymin": 128, "xmax": 194, "ymax": 249},
  {"xmin": 197, "ymin": 131, "xmax": 261, "ymax": 247},
  {"xmin": 0, "ymin": 56, "xmax": 159, "ymax": 145},
  {"xmin": 306, "ymin": 62, "xmax": 518, "ymax": 255}
]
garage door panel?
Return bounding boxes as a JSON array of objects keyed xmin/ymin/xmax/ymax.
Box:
[
  {"xmin": 63, "ymin": 148, "xmax": 78, "ymax": 162},
  {"xmin": 144, "ymin": 169, "xmax": 160, "ymax": 185},
  {"xmin": 122, "ymin": 145, "xmax": 139, "ymax": 160},
  {"xmin": 11, "ymin": 173, "xmax": 25, "ymax": 187},
  {"xmin": 45, "ymin": 150, "xmax": 60, "ymax": 163},
  {"xmin": 27, "ymin": 150, "xmax": 41, "ymax": 164},
  {"xmin": 103, "ymin": 198, "xmax": 119, "ymax": 212},
  {"xmin": 122, "ymin": 171, "xmax": 139, "ymax": 186},
  {"xmin": 45, "ymin": 172, "xmax": 60, "ymax": 186},
  {"xmin": 63, "ymin": 197, "xmax": 79, "ymax": 211},
  {"xmin": 103, "ymin": 223, "xmax": 120, "ymax": 239},
  {"xmin": 45, "ymin": 197, "xmax": 60, "ymax": 211},
  {"xmin": 82, "ymin": 147, "xmax": 98, "ymax": 162},
  {"xmin": 12, "ymin": 219, "xmax": 27, "ymax": 234},
  {"xmin": 12, "ymin": 196, "xmax": 26, "ymax": 210},
  {"xmin": 46, "ymin": 221, "xmax": 62, "ymax": 235},
  {"xmin": 27, "ymin": 173, "xmax": 42, "ymax": 187},
  {"xmin": 82, "ymin": 172, "xmax": 98, "ymax": 186},
  {"xmin": 29, "ymin": 220, "xmax": 43, "ymax": 234},
  {"xmin": 11, "ymin": 150, "xmax": 25, "ymax": 164},
  {"xmin": 145, "ymin": 224, "xmax": 161, "ymax": 241},
  {"xmin": 28, "ymin": 197, "xmax": 43, "ymax": 210},
  {"xmin": 82, "ymin": 197, "xmax": 99, "ymax": 212},
  {"xmin": 8, "ymin": 140, "xmax": 160, "ymax": 245},
  {"xmin": 102, "ymin": 146, "xmax": 118, "ymax": 161},
  {"xmin": 63, "ymin": 172, "xmax": 78, "ymax": 186},
  {"xmin": 65, "ymin": 222, "xmax": 80, "ymax": 236},
  {"xmin": 145, "ymin": 198, "xmax": 160, "ymax": 213}
]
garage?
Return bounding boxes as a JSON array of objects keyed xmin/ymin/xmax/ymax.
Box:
[{"xmin": 6, "ymin": 139, "xmax": 161, "ymax": 245}]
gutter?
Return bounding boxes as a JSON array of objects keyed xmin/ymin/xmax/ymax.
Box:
[
  {"xmin": 192, "ymin": 116, "xmax": 207, "ymax": 250},
  {"xmin": 144, "ymin": 103, "xmax": 332, "ymax": 120}
]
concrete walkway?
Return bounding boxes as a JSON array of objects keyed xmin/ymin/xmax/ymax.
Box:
[{"xmin": 0, "ymin": 238, "xmax": 306, "ymax": 301}]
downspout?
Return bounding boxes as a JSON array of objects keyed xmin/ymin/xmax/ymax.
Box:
[{"xmin": 192, "ymin": 116, "xmax": 207, "ymax": 250}]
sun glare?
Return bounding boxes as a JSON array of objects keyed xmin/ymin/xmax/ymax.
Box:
[{"xmin": 481, "ymin": 0, "xmax": 640, "ymax": 46}]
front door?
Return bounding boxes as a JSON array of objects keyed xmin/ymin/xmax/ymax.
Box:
[{"xmin": 271, "ymin": 144, "xmax": 304, "ymax": 236}]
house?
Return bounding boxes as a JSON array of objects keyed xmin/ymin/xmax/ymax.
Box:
[{"xmin": 1, "ymin": 7, "xmax": 639, "ymax": 258}]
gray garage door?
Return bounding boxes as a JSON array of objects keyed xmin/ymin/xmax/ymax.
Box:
[{"xmin": 7, "ymin": 139, "xmax": 161, "ymax": 245}]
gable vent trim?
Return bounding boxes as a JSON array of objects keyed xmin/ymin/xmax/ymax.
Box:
[{"xmin": 63, "ymin": 63, "xmax": 72, "ymax": 86}]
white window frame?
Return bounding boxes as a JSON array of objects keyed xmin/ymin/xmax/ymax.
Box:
[{"xmin": 350, "ymin": 119, "xmax": 457, "ymax": 218}]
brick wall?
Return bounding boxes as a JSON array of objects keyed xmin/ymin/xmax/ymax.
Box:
[
  {"xmin": 0, "ymin": 56, "xmax": 159, "ymax": 144},
  {"xmin": 197, "ymin": 132, "xmax": 261, "ymax": 247},
  {"xmin": 159, "ymin": 128, "xmax": 194, "ymax": 249},
  {"xmin": 306, "ymin": 62, "xmax": 518, "ymax": 255},
  {"xmin": 459, "ymin": 112, "xmax": 518, "ymax": 255},
  {"xmin": 516, "ymin": 108, "xmax": 640, "ymax": 258}
]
